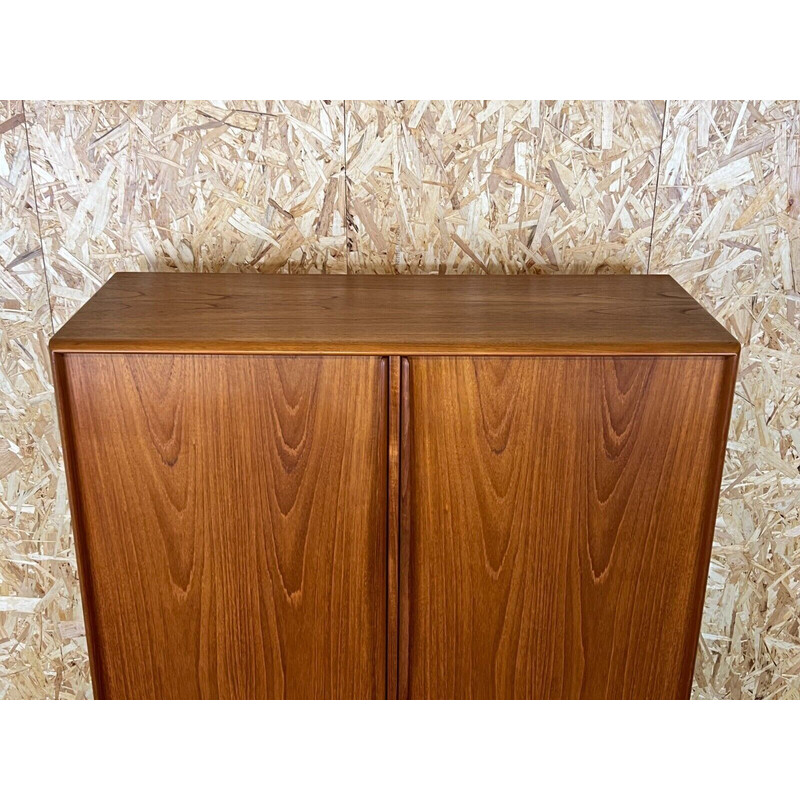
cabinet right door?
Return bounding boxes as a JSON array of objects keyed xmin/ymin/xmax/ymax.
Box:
[{"xmin": 401, "ymin": 355, "xmax": 736, "ymax": 699}]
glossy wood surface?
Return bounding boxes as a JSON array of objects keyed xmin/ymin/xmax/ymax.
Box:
[
  {"xmin": 56, "ymin": 353, "xmax": 387, "ymax": 699},
  {"xmin": 403, "ymin": 355, "xmax": 737, "ymax": 699},
  {"xmin": 398, "ymin": 357, "xmax": 412, "ymax": 700},
  {"xmin": 49, "ymin": 273, "xmax": 738, "ymax": 356},
  {"xmin": 386, "ymin": 356, "xmax": 400, "ymax": 700}
]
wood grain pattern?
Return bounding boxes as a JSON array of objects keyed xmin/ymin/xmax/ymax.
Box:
[
  {"xmin": 49, "ymin": 273, "xmax": 739, "ymax": 356},
  {"xmin": 55, "ymin": 353, "xmax": 386, "ymax": 699},
  {"xmin": 398, "ymin": 356, "xmax": 411, "ymax": 700},
  {"xmin": 404, "ymin": 355, "xmax": 737, "ymax": 699},
  {"xmin": 386, "ymin": 356, "xmax": 399, "ymax": 699},
  {"xmin": 11, "ymin": 100, "xmax": 786, "ymax": 703}
]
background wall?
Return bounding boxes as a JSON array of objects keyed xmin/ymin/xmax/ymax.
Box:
[{"xmin": 1, "ymin": 100, "xmax": 798, "ymax": 699}]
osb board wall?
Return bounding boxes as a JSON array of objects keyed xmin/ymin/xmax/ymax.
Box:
[
  {"xmin": 0, "ymin": 100, "xmax": 798, "ymax": 699},
  {"xmin": 650, "ymin": 101, "xmax": 800, "ymax": 699},
  {"xmin": 0, "ymin": 101, "xmax": 89, "ymax": 699},
  {"xmin": 345, "ymin": 100, "xmax": 664, "ymax": 273},
  {"xmin": 26, "ymin": 101, "xmax": 348, "ymax": 329}
]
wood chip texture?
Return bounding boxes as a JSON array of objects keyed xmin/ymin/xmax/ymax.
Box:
[
  {"xmin": 1, "ymin": 99, "xmax": 797, "ymax": 699},
  {"xmin": 0, "ymin": 101, "xmax": 90, "ymax": 699},
  {"xmin": 26, "ymin": 101, "xmax": 348, "ymax": 328},
  {"xmin": 651, "ymin": 100, "xmax": 800, "ymax": 699},
  {"xmin": 345, "ymin": 101, "xmax": 664, "ymax": 273}
]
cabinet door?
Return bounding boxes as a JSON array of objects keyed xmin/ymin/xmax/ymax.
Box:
[
  {"xmin": 401, "ymin": 356, "xmax": 736, "ymax": 699},
  {"xmin": 57, "ymin": 354, "xmax": 387, "ymax": 699}
]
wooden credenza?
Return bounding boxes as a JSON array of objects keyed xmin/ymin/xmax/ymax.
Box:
[{"xmin": 51, "ymin": 274, "xmax": 739, "ymax": 699}]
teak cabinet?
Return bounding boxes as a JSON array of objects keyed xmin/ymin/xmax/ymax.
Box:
[{"xmin": 51, "ymin": 274, "xmax": 739, "ymax": 700}]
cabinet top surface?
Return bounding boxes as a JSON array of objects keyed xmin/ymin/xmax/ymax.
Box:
[{"xmin": 50, "ymin": 273, "xmax": 739, "ymax": 356}]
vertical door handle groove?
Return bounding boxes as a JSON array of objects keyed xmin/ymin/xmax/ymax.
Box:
[
  {"xmin": 398, "ymin": 357, "xmax": 411, "ymax": 699},
  {"xmin": 386, "ymin": 356, "xmax": 399, "ymax": 699}
]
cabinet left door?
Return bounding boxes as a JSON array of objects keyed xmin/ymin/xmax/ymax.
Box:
[{"xmin": 54, "ymin": 354, "xmax": 388, "ymax": 699}]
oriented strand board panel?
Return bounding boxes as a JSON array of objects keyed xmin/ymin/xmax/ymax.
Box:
[
  {"xmin": 5, "ymin": 98, "xmax": 797, "ymax": 701},
  {"xmin": 650, "ymin": 100, "xmax": 800, "ymax": 699},
  {"xmin": 345, "ymin": 101, "xmax": 664, "ymax": 274},
  {"xmin": 0, "ymin": 101, "xmax": 91, "ymax": 699},
  {"xmin": 26, "ymin": 101, "xmax": 347, "ymax": 328}
]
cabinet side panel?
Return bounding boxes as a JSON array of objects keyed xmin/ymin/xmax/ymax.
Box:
[
  {"xmin": 406, "ymin": 356, "xmax": 732, "ymax": 699},
  {"xmin": 59, "ymin": 354, "xmax": 386, "ymax": 699}
]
